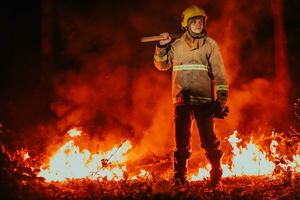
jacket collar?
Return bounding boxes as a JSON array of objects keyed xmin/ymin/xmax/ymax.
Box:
[{"xmin": 183, "ymin": 31, "xmax": 207, "ymax": 50}]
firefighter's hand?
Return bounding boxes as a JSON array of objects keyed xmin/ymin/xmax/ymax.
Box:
[
  {"xmin": 159, "ymin": 32, "xmax": 172, "ymax": 46},
  {"xmin": 212, "ymin": 101, "xmax": 229, "ymax": 119},
  {"xmin": 219, "ymin": 106, "xmax": 229, "ymax": 119}
]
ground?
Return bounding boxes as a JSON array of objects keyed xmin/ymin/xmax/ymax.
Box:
[{"xmin": 1, "ymin": 165, "xmax": 299, "ymax": 200}]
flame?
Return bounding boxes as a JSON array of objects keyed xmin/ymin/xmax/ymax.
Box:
[
  {"xmin": 130, "ymin": 169, "xmax": 152, "ymax": 180},
  {"xmin": 37, "ymin": 128, "xmax": 299, "ymax": 182},
  {"xmin": 67, "ymin": 127, "xmax": 82, "ymax": 137},
  {"xmin": 38, "ymin": 128, "xmax": 132, "ymax": 182},
  {"xmin": 228, "ymin": 131, "xmax": 275, "ymax": 176},
  {"xmin": 270, "ymin": 133, "xmax": 300, "ymax": 173},
  {"xmin": 23, "ymin": 152, "xmax": 30, "ymax": 160},
  {"xmin": 191, "ymin": 131, "xmax": 300, "ymax": 181}
]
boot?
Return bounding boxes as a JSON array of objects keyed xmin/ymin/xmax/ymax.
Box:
[
  {"xmin": 210, "ymin": 165, "xmax": 222, "ymax": 188},
  {"xmin": 206, "ymin": 150, "xmax": 223, "ymax": 188},
  {"xmin": 173, "ymin": 151, "xmax": 190, "ymax": 189},
  {"xmin": 173, "ymin": 168, "xmax": 189, "ymax": 191}
]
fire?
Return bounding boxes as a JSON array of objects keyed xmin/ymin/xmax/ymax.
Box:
[
  {"xmin": 228, "ymin": 131, "xmax": 275, "ymax": 176},
  {"xmin": 130, "ymin": 169, "xmax": 152, "ymax": 180},
  {"xmin": 37, "ymin": 128, "xmax": 299, "ymax": 183},
  {"xmin": 270, "ymin": 135, "xmax": 300, "ymax": 173},
  {"xmin": 191, "ymin": 131, "xmax": 300, "ymax": 181},
  {"xmin": 38, "ymin": 128, "xmax": 132, "ymax": 182},
  {"xmin": 67, "ymin": 127, "xmax": 82, "ymax": 137},
  {"xmin": 23, "ymin": 152, "xmax": 30, "ymax": 160}
]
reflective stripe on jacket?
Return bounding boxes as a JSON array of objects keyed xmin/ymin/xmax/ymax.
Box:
[{"xmin": 154, "ymin": 31, "xmax": 228, "ymax": 105}]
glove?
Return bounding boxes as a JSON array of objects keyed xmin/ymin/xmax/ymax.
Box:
[
  {"xmin": 212, "ymin": 101, "xmax": 229, "ymax": 119},
  {"xmin": 216, "ymin": 90, "xmax": 228, "ymax": 108}
]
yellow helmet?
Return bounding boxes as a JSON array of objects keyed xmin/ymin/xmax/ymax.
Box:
[{"xmin": 181, "ymin": 5, "xmax": 207, "ymax": 28}]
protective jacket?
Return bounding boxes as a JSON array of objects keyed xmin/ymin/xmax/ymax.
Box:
[{"xmin": 154, "ymin": 31, "xmax": 229, "ymax": 105}]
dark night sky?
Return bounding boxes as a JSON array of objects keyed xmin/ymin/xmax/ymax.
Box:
[{"xmin": 1, "ymin": 0, "xmax": 299, "ymax": 132}]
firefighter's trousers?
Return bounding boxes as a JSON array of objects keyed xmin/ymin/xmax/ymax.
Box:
[{"xmin": 173, "ymin": 104, "xmax": 223, "ymax": 180}]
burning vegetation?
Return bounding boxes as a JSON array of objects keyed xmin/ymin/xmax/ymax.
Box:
[{"xmin": 0, "ymin": 122, "xmax": 299, "ymax": 199}]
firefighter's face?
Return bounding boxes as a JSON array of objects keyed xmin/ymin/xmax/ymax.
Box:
[{"xmin": 189, "ymin": 17, "xmax": 204, "ymax": 34}]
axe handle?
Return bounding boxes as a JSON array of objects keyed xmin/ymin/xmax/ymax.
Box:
[{"xmin": 140, "ymin": 33, "xmax": 182, "ymax": 43}]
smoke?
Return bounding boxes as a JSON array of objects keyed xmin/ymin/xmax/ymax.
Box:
[
  {"xmin": 206, "ymin": 0, "xmax": 290, "ymax": 136},
  {"xmin": 40, "ymin": 0, "xmax": 291, "ymax": 160}
]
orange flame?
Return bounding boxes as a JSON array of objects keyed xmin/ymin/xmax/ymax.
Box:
[
  {"xmin": 191, "ymin": 131, "xmax": 299, "ymax": 181},
  {"xmin": 130, "ymin": 169, "xmax": 152, "ymax": 180},
  {"xmin": 270, "ymin": 133, "xmax": 300, "ymax": 173},
  {"xmin": 38, "ymin": 128, "xmax": 132, "ymax": 182},
  {"xmin": 67, "ymin": 127, "xmax": 82, "ymax": 137},
  {"xmin": 37, "ymin": 128, "xmax": 299, "ymax": 182},
  {"xmin": 23, "ymin": 152, "xmax": 30, "ymax": 160}
]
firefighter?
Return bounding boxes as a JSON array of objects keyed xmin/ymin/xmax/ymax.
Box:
[{"xmin": 153, "ymin": 5, "xmax": 229, "ymax": 188}]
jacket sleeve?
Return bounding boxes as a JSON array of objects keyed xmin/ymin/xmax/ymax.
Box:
[
  {"xmin": 209, "ymin": 40, "xmax": 229, "ymax": 105},
  {"xmin": 153, "ymin": 44, "xmax": 173, "ymax": 71}
]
